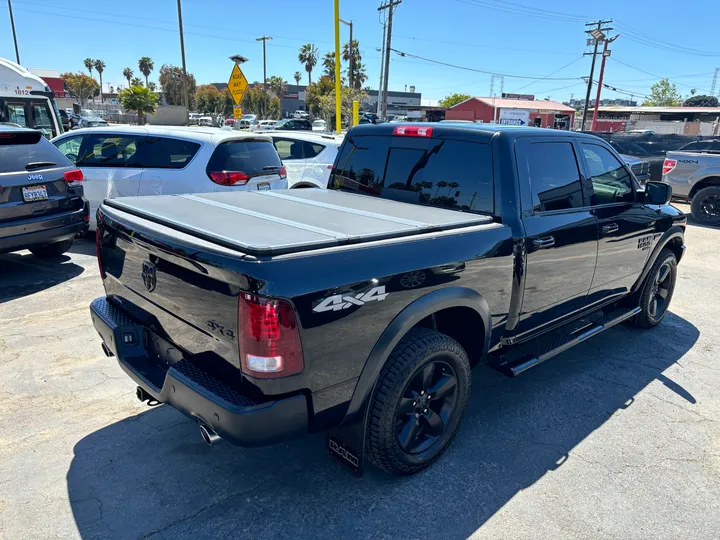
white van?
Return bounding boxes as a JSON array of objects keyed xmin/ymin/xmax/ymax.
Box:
[{"xmin": 0, "ymin": 57, "xmax": 63, "ymax": 139}]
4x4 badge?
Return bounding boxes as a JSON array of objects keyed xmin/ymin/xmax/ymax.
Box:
[{"xmin": 313, "ymin": 286, "xmax": 388, "ymax": 313}]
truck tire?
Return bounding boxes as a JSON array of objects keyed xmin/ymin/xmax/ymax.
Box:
[
  {"xmin": 29, "ymin": 239, "xmax": 74, "ymax": 258},
  {"xmin": 366, "ymin": 327, "xmax": 471, "ymax": 475},
  {"xmin": 690, "ymin": 186, "xmax": 720, "ymax": 226},
  {"xmin": 634, "ymin": 248, "xmax": 677, "ymax": 329}
]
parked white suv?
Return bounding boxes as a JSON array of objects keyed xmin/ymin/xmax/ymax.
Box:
[
  {"xmin": 51, "ymin": 126, "xmax": 287, "ymax": 230},
  {"xmin": 269, "ymin": 131, "xmax": 344, "ymax": 188}
]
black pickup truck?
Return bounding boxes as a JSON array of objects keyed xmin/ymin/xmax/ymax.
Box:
[{"xmin": 90, "ymin": 124, "xmax": 686, "ymax": 477}]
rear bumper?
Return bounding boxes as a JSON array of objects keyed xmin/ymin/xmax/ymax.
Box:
[
  {"xmin": 0, "ymin": 205, "xmax": 88, "ymax": 254},
  {"xmin": 89, "ymin": 297, "xmax": 308, "ymax": 447}
]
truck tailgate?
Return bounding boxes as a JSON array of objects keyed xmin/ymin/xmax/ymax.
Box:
[
  {"xmin": 99, "ymin": 205, "xmax": 243, "ymax": 368},
  {"xmin": 103, "ymin": 189, "xmax": 492, "ymax": 257}
]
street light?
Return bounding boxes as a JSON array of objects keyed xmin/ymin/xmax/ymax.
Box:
[
  {"xmin": 340, "ymin": 19, "xmax": 353, "ymax": 89},
  {"xmin": 229, "ymin": 55, "xmax": 248, "ymax": 65},
  {"xmin": 256, "ymin": 36, "xmax": 272, "ymax": 118},
  {"xmin": 589, "ymin": 28, "xmax": 606, "ymax": 41}
]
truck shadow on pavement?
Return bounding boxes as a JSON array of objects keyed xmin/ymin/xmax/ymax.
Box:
[
  {"xmin": 0, "ymin": 252, "xmax": 84, "ymax": 304},
  {"xmin": 67, "ymin": 312, "xmax": 699, "ymax": 540}
]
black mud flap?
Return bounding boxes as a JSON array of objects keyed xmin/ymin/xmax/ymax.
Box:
[{"xmin": 326, "ymin": 409, "xmax": 367, "ymax": 478}]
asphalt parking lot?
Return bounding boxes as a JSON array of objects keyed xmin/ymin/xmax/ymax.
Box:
[{"xmin": 1, "ymin": 201, "xmax": 718, "ymax": 540}]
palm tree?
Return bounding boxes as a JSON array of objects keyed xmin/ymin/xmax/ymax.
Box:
[
  {"xmin": 268, "ymin": 76, "xmax": 287, "ymax": 98},
  {"xmin": 130, "ymin": 76, "xmax": 143, "ymax": 87},
  {"xmin": 298, "ymin": 44, "xmax": 318, "ymax": 85},
  {"xmin": 119, "ymin": 85, "xmax": 158, "ymax": 125},
  {"xmin": 342, "ymin": 39, "xmax": 361, "ymax": 88},
  {"xmin": 83, "ymin": 58, "xmax": 94, "ymax": 77},
  {"xmin": 322, "ymin": 52, "xmax": 336, "ymax": 79},
  {"xmin": 138, "ymin": 56, "xmax": 154, "ymax": 88},
  {"xmin": 293, "ymin": 71, "xmax": 302, "ymax": 85},
  {"xmin": 352, "ymin": 61, "xmax": 368, "ymax": 90},
  {"xmin": 122, "ymin": 67, "xmax": 133, "ymax": 89},
  {"xmin": 147, "ymin": 81, "xmax": 157, "ymax": 92},
  {"xmin": 93, "ymin": 59, "xmax": 105, "ymax": 103}
]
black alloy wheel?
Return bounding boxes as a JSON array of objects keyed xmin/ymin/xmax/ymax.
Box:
[
  {"xmin": 395, "ymin": 361, "xmax": 458, "ymax": 454},
  {"xmin": 634, "ymin": 248, "xmax": 677, "ymax": 328},
  {"xmin": 691, "ymin": 186, "xmax": 720, "ymax": 226},
  {"xmin": 648, "ymin": 260, "xmax": 672, "ymax": 320},
  {"xmin": 698, "ymin": 193, "xmax": 720, "ymax": 220}
]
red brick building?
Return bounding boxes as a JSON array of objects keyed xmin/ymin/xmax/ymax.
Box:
[{"xmin": 445, "ymin": 96, "xmax": 575, "ymax": 130}]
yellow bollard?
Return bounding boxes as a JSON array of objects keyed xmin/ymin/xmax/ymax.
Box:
[{"xmin": 353, "ymin": 100, "xmax": 359, "ymax": 129}]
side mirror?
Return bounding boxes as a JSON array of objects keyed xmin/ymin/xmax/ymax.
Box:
[{"xmin": 644, "ymin": 181, "xmax": 672, "ymax": 205}]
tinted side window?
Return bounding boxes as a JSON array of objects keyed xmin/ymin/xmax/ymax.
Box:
[
  {"xmin": 54, "ymin": 135, "xmax": 84, "ymax": 165},
  {"xmin": 331, "ymin": 135, "xmax": 390, "ymax": 192},
  {"xmin": 273, "ymin": 138, "xmax": 304, "ymax": 160},
  {"xmin": 140, "ymin": 137, "xmax": 200, "ymax": 168},
  {"xmin": 77, "ymin": 134, "xmax": 143, "ymax": 167},
  {"xmin": 582, "ymin": 144, "xmax": 634, "ymax": 205},
  {"xmin": 303, "ymin": 141, "xmax": 325, "ymax": 158},
  {"xmin": 526, "ymin": 141, "xmax": 584, "ymax": 212}
]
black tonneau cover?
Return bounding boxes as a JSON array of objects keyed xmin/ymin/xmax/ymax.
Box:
[{"xmin": 103, "ymin": 189, "xmax": 492, "ymax": 256}]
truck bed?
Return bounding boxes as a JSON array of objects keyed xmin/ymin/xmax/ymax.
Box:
[{"xmin": 103, "ymin": 189, "xmax": 493, "ymax": 257}]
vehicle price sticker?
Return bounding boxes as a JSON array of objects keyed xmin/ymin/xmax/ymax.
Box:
[{"xmin": 22, "ymin": 185, "xmax": 48, "ymax": 202}]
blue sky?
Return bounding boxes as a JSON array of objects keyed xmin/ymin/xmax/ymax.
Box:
[{"xmin": 2, "ymin": 0, "xmax": 719, "ymax": 104}]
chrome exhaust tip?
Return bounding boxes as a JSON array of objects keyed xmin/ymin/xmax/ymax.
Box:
[{"xmin": 199, "ymin": 424, "xmax": 221, "ymax": 446}]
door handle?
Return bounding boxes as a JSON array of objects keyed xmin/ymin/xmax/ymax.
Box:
[
  {"xmin": 601, "ymin": 223, "xmax": 619, "ymax": 234},
  {"xmin": 532, "ymin": 236, "xmax": 555, "ymax": 249}
]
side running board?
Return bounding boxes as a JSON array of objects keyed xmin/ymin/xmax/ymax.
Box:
[{"xmin": 498, "ymin": 307, "xmax": 641, "ymax": 377}]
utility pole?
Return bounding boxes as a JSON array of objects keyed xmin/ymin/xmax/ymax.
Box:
[
  {"xmin": 581, "ymin": 19, "xmax": 612, "ymax": 131},
  {"xmin": 256, "ymin": 36, "xmax": 272, "ymax": 119},
  {"xmin": 8, "ymin": 0, "xmax": 20, "ymax": 64},
  {"xmin": 711, "ymin": 67, "xmax": 720, "ymax": 98},
  {"xmin": 378, "ymin": 0, "xmax": 401, "ymax": 121},
  {"xmin": 176, "ymin": 0, "xmax": 189, "ymax": 125},
  {"xmin": 340, "ymin": 19, "xmax": 353, "ymax": 88},
  {"xmin": 591, "ymin": 34, "xmax": 619, "ymax": 132},
  {"xmin": 333, "ymin": 0, "xmax": 341, "ymax": 132},
  {"xmin": 376, "ymin": 31, "xmax": 386, "ymax": 115}
]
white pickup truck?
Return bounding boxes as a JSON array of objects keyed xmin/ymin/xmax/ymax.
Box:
[{"xmin": 663, "ymin": 140, "xmax": 720, "ymax": 225}]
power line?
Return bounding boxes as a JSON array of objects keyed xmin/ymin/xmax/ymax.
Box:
[
  {"xmin": 454, "ymin": 0, "xmax": 588, "ymax": 23},
  {"xmin": 614, "ymin": 21, "xmax": 720, "ymax": 57},
  {"xmin": 512, "ymin": 56, "xmax": 586, "ymax": 92},
  {"xmin": 610, "ymin": 57, "xmax": 712, "ymax": 94},
  {"xmin": 390, "ymin": 48, "xmax": 581, "ymax": 81},
  {"xmin": 392, "ymin": 34, "xmax": 576, "ymax": 56}
]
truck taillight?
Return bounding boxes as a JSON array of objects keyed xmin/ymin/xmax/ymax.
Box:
[
  {"xmin": 662, "ymin": 158, "xmax": 677, "ymax": 176},
  {"xmin": 238, "ymin": 293, "xmax": 304, "ymax": 378},
  {"xmin": 393, "ymin": 125, "xmax": 433, "ymax": 137},
  {"xmin": 208, "ymin": 171, "xmax": 250, "ymax": 185},
  {"xmin": 64, "ymin": 169, "xmax": 83, "ymax": 187}
]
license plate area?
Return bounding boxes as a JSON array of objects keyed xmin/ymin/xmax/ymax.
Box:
[
  {"xmin": 22, "ymin": 185, "xmax": 48, "ymax": 202},
  {"xmin": 256, "ymin": 182, "xmax": 271, "ymax": 191}
]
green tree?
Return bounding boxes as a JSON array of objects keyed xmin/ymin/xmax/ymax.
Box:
[
  {"xmin": 158, "ymin": 64, "xmax": 196, "ymax": 108},
  {"xmin": 269, "ymin": 95, "xmax": 281, "ymax": 119},
  {"xmin": 342, "ymin": 39, "xmax": 362, "ymax": 88},
  {"xmin": 322, "ymin": 52, "xmax": 336, "ymax": 79},
  {"xmin": 221, "ymin": 88, "xmax": 234, "ymax": 116},
  {"xmin": 350, "ymin": 61, "xmax": 368, "ymax": 90},
  {"xmin": 122, "ymin": 67, "xmax": 133, "ymax": 88},
  {"xmin": 317, "ymin": 85, "xmax": 369, "ymax": 127},
  {"xmin": 304, "ymin": 76, "xmax": 334, "ymax": 116},
  {"xmin": 61, "ymin": 72, "xmax": 99, "ymax": 106},
  {"xmin": 643, "ymin": 78, "xmax": 682, "ymax": 106},
  {"xmin": 83, "ymin": 58, "xmax": 94, "ymax": 77},
  {"xmin": 439, "ymin": 93, "xmax": 472, "ymax": 108},
  {"xmin": 293, "ymin": 71, "xmax": 302, "ymax": 85},
  {"xmin": 298, "ymin": 43, "xmax": 318, "ymax": 85},
  {"xmin": 138, "ymin": 56, "xmax": 154, "ymax": 88},
  {"xmin": 147, "ymin": 81, "xmax": 157, "ymax": 92},
  {"xmin": 119, "ymin": 85, "xmax": 159, "ymax": 124},
  {"xmin": 241, "ymin": 85, "xmax": 270, "ymax": 117},
  {"xmin": 130, "ymin": 76, "xmax": 143, "ymax": 87},
  {"xmin": 93, "ymin": 59, "xmax": 105, "ymax": 103},
  {"xmin": 268, "ymin": 76, "xmax": 287, "ymax": 98},
  {"xmin": 683, "ymin": 94, "xmax": 719, "ymax": 107},
  {"xmin": 195, "ymin": 84, "xmax": 226, "ymax": 114}
]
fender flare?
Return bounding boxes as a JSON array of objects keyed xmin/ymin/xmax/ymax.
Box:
[
  {"xmin": 631, "ymin": 226, "xmax": 685, "ymax": 294},
  {"xmin": 340, "ymin": 286, "xmax": 492, "ymax": 425}
]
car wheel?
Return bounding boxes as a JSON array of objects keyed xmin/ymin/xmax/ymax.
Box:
[
  {"xmin": 634, "ymin": 248, "xmax": 677, "ymax": 329},
  {"xmin": 366, "ymin": 327, "xmax": 471, "ymax": 475},
  {"xmin": 690, "ymin": 186, "xmax": 720, "ymax": 226},
  {"xmin": 29, "ymin": 239, "xmax": 74, "ymax": 258}
]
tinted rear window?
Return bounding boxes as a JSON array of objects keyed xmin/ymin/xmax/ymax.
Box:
[
  {"xmin": 0, "ymin": 133, "xmax": 69, "ymax": 173},
  {"xmin": 140, "ymin": 137, "xmax": 201, "ymax": 168},
  {"xmin": 526, "ymin": 141, "xmax": 584, "ymax": 212},
  {"xmin": 330, "ymin": 135, "xmax": 494, "ymax": 214},
  {"xmin": 206, "ymin": 139, "xmax": 282, "ymax": 175}
]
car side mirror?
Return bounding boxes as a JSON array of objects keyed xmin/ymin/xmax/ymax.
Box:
[{"xmin": 644, "ymin": 181, "xmax": 672, "ymax": 205}]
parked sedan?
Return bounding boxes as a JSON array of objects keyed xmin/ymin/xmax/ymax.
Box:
[
  {"xmin": 0, "ymin": 126, "xmax": 88, "ymax": 256},
  {"xmin": 274, "ymin": 118, "xmax": 312, "ymax": 131},
  {"xmin": 270, "ymin": 131, "xmax": 343, "ymax": 188},
  {"xmin": 73, "ymin": 117, "xmax": 109, "ymax": 129}
]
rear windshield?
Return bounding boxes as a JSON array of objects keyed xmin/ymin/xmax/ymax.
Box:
[
  {"xmin": 206, "ymin": 139, "xmax": 282, "ymax": 175},
  {"xmin": 0, "ymin": 132, "xmax": 69, "ymax": 173},
  {"xmin": 329, "ymin": 135, "xmax": 494, "ymax": 214}
]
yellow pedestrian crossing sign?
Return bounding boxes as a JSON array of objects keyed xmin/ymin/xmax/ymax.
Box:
[{"xmin": 228, "ymin": 64, "xmax": 248, "ymax": 105}]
